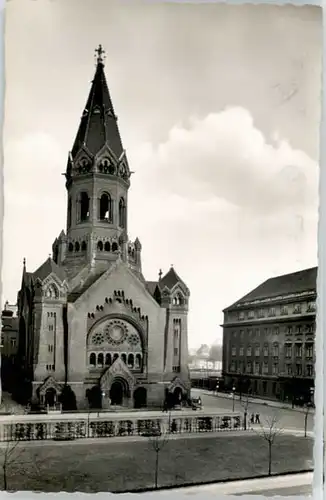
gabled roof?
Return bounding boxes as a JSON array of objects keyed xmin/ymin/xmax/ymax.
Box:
[
  {"xmin": 224, "ymin": 266, "xmax": 317, "ymax": 311},
  {"xmin": 70, "ymin": 58, "xmax": 124, "ymax": 160},
  {"xmin": 33, "ymin": 257, "xmax": 66, "ymax": 283},
  {"xmin": 159, "ymin": 266, "xmax": 188, "ymax": 293},
  {"xmin": 146, "ymin": 281, "xmax": 159, "ymax": 297}
]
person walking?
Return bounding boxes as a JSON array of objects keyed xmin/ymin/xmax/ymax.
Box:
[
  {"xmin": 250, "ymin": 413, "xmax": 255, "ymax": 424},
  {"xmin": 255, "ymin": 413, "xmax": 260, "ymax": 424}
]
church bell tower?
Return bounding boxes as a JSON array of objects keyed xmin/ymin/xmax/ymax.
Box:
[{"xmin": 63, "ymin": 45, "xmax": 131, "ymax": 276}]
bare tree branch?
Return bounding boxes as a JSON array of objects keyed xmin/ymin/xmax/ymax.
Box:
[{"xmin": 252, "ymin": 412, "xmax": 284, "ymax": 475}]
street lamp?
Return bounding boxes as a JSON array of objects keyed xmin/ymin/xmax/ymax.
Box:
[
  {"xmin": 310, "ymin": 387, "xmax": 314, "ymax": 405},
  {"xmin": 232, "ymin": 385, "xmax": 236, "ymax": 412},
  {"xmin": 216, "ymin": 382, "xmax": 219, "ymax": 395}
]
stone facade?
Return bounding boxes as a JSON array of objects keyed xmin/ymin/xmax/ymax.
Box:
[
  {"xmin": 14, "ymin": 47, "xmax": 191, "ymax": 410},
  {"xmin": 222, "ymin": 267, "xmax": 316, "ymax": 403}
]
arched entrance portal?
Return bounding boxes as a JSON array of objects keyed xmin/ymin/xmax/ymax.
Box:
[
  {"xmin": 45, "ymin": 388, "xmax": 56, "ymax": 406},
  {"xmin": 134, "ymin": 387, "xmax": 147, "ymax": 409},
  {"xmin": 109, "ymin": 378, "xmax": 129, "ymax": 406},
  {"xmin": 173, "ymin": 387, "xmax": 183, "ymax": 406}
]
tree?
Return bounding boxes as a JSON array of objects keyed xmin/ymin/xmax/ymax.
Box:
[
  {"xmin": 304, "ymin": 405, "xmax": 310, "ymax": 438},
  {"xmin": 147, "ymin": 422, "xmax": 169, "ymax": 489},
  {"xmin": 0, "ymin": 439, "xmax": 40, "ymax": 490},
  {"xmin": 208, "ymin": 344, "xmax": 222, "ymax": 362},
  {"xmin": 59, "ymin": 385, "xmax": 77, "ymax": 411},
  {"xmin": 253, "ymin": 414, "xmax": 283, "ymax": 476},
  {"xmin": 240, "ymin": 392, "xmax": 250, "ymax": 430}
]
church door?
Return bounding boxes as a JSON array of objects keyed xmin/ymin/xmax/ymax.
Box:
[
  {"xmin": 133, "ymin": 387, "xmax": 147, "ymax": 408},
  {"xmin": 45, "ymin": 388, "xmax": 56, "ymax": 407},
  {"xmin": 110, "ymin": 380, "xmax": 124, "ymax": 405}
]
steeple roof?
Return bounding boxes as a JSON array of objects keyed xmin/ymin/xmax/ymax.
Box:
[{"xmin": 71, "ymin": 45, "xmax": 124, "ymax": 160}]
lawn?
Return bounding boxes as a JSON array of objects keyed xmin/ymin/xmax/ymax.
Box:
[{"xmin": 2, "ymin": 433, "xmax": 313, "ymax": 492}]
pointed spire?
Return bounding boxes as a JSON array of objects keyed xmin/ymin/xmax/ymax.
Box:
[
  {"xmin": 23, "ymin": 257, "xmax": 26, "ymax": 270},
  {"xmin": 69, "ymin": 46, "xmax": 125, "ymax": 161},
  {"xmin": 159, "ymin": 269, "xmax": 163, "ymax": 281}
]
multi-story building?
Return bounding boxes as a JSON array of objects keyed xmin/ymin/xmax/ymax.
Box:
[
  {"xmin": 222, "ymin": 267, "xmax": 316, "ymax": 402},
  {"xmin": 1, "ymin": 302, "xmax": 19, "ymax": 392},
  {"xmin": 11, "ymin": 46, "xmax": 191, "ymax": 410}
]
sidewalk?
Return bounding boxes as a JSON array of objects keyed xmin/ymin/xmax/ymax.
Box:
[{"xmin": 195, "ymin": 389, "xmax": 314, "ymax": 414}]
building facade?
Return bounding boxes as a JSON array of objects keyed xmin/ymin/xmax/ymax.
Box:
[
  {"xmin": 13, "ymin": 46, "xmax": 191, "ymax": 410},
  {"xmin": 1, "ymin": 302, "xmax": 19, "ymax": 393},
  {"xmin": 222, "ymin": 267, "xmax": 316, "ymax": 402}
]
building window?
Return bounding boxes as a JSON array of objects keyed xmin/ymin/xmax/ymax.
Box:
[
  {"xmin": 286, "ymin": 364, "xmax": 293, "ymax": 375},
  {"xmin": 48, "ymin": 345, "xmax": 54, "ymax": 353},
  {"xmin": 254, "ymin": 362, "xmax": 260, "ymax": 375},
  {"xmin": 295, "ymin": 325, "xmax": 302, "ymax": 334},
  {"xmin": 255, "ymin": 345, "xmax": 260, "ymax": 356},
  {"xmin": 1, "ymin": 335, "xmax": 4, "ymax": 345},
  {"xmin": 119, "ymin": 198, "xmax": 126, "ymax": 228},
  {"xmin": 106, "ymin": 353, "xmax": 112, "ymax": 366},
  {"xmin": 248, "ymin": 329, "xmax": 253, "ymax": 337},
  {"xmin": 263, "ymin": 362, "xmax": 269, "ymax": 375},
  {"xmin": 240, "ymin": 330, "xmax": 244, "ymax": 339},
  {"xmin": 246, "ymin": 345, "xmax": 252, "ymax": 356},
  {"xmin": 305, "ymin": 343, "xmax": 313, "ymax": 358},
  {"xmin": 135, "ymin": 354, "xmax": 142, "ymax": 369},
  {"xmin": 285, "ymin": 344, "xmax": 292, "ymax": 358},
  {"xmin": 89, "ymin": 353, "xmax": 96, "ymax": 366},
  {"xmin": 272, "ymin": 363, "xmax": 278, "ymax": 375},
  {"xmin": 49, "ymin": 325, "xmax": 54, "ymax": 332},
  {"xmin": 127, "ymin": 353, "xmax": 134, "ymax": 368},
  {"xmin": 99, "ymin": 193, "xmax": 112, "ymax": 222},
  {"xmin": 255, "ymin": 328, "xmax": 260, "ymax": 337},
  {"xmin": 263, "ymin": 345, "xmax": 269, "ymax": 357},
  {"xmin": 231, "ymin": 346, "xmax": 236, "ymax": 356},
  {"xmin": 248, "ymin": 310, "xmax": 255, "ymax": 319},
  {"xmin": 172, "ymin": 365, "xmax": 181, "ymax": 372},
  {"xmin": 238, "ymin": 311, "xmax": 245, "ymax": 321},
  {"xmin": 239, "ymin": 361, "xmax": 245, "ymax": 373},
  {"xmin": 273, "ymin": 327, "xmax": 279, "ymax": 335},
  {"xmin": 257, "ymin": 309, "xmax": 264, "ymax": 318},
  {"xmin": 295, "ymin": 344, "xmax": 303, "ymax": 357},
  {"xmin": 306, "ymin": 364, "xmax": 314, "ymax": 377},
  {"xmin": 246, "ymin": 362, "xmax": 252, "ymax": 374},
  {"xmin": 287, "ymin": 326, "xmax": 293, "ymax": 335},
  {"xmin": 97, "ymin": 353, "xmax": 104, "ymax": 366},
  {"xmin": 10, "ymin": 338, "xmax": 16, "ymax": 348},
  {"xmin": 230, "ymin": 362, "xmax": 236, "ymax": 372},
  {"xmin": 268, "ymin": 308, "xmax": 276, "ymax": 317},
  {"xmin": 239, "ymin": 346, "xmax": 244, "ymax": 356},
  {"xmin": 280, "ymin": 306, "xmax": 288, "ymax": 315},
  {"xmin": 78, "ymin": 191, "xmax": 90, "ymax": 222},
  {"xmin": 307, "ymin": 302, "xmax": 316, "ymax": 313},
  {"xmin": 305, "ymin": 324, "xmax": 314, "ymax": 334},
  {"xmin": 174, "ymin": 347, "xmax": 178, "ymax": 356},
  {"xmin": 272, "ymin": 343, "xmax": 279, "ymax": 357},
  {"xmin": 296, "ymin": 364, "xmax": 303, "ymax": 376},
  {"xmin": 293, "ymin": 304, "xmax": 302, "ymax": 314}
]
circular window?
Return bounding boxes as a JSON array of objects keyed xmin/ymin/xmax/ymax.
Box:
[
  {"xmin": 92, "ymin": 332, "xmax": 104, "ymax": 345},
  {"xmin": 128, "ymin": 333, "xmax": 140, "ymax": 346},
  {"xmin": 105, "ymin": 321, "xmax": 128, "ymax": 345}
]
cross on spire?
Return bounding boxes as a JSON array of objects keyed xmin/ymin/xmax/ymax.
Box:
[{"xmin": 95, "ymin": 44, "xmax": 105, "ymax": 65}]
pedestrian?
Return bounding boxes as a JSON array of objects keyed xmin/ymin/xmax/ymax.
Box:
[
  {"xmin": 250, "ymin": 413, "xmax": 254, "ymax": 424},
  {"xmin": 255, "ymin": 413, "xmax": 260, "ymax": 424}
]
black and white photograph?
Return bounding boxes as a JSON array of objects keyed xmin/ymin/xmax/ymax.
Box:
[{"xmin": 0, "ymin": 0, "xmax": 321, "ymax": 495}]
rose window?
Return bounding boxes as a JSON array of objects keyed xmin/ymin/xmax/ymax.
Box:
[
  {"xmin": 105, "ymin": 321, "xmax": 128, "ymax": 345},
  {"xmin": 92, "ymin": 332, "xmax": 104, "ymax": 345},
  {"xmin": 128, "ymin": 333, "xmax": 140, "ymax": 346}
]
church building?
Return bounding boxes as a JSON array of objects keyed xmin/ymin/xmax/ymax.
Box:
[{"xmin": 15, "ymin": 46, "xmax": 190, "ymax": 410}]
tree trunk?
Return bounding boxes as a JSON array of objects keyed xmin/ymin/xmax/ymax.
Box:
[
  {"xmin": 268, "ymin": 441, "xmax": 272, "ymax": 476},
  {"xmin": 154, "ymin": 450, "xmax": 159, "ymax": 489},
  {"xmin": 3, "ymin": 464, "xmax": 7, "ymax": 491}
]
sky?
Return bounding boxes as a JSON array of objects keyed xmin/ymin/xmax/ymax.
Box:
[{"xmin": 2, "ymin": 0, "xmax": 321, "ymax": 348}]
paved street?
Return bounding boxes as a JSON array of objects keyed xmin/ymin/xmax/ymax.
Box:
[{"xmin": 192, "ymin": 389, "xmax": 314, "ymax": 432}]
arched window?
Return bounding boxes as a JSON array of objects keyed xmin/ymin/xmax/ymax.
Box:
[
  {"xmin": 112, "ymin": 242, "xmax": 118, "ymax": 252},
  {"xmin": 97, "ymin": 241, "xmax": 103, "ymax": 251},
  {"xmin": 113, "ymin": 353, "xmax": 119, "ymax": 362},
  {"xmin": 97, "ymin": 353, "xmax": 104, "ymax": 366},
  {"xmin": 79, "ymin": 192, "xmax": 90, "ymax": 222},
  {"xmin": 105, "ymin": 353, "xmax": 112, "ymax": 366},
  {"xmin": 67, "ymin": 197, "xmax": 72, "ymax": 229},
  {"xmin": 75, "ymin": 241, "xmax": 80, "ymax": 252},
  {"xmin": 119, "ymin": 198, "xmax": 126, "ymax": 228},
  {"xmin": 89, "ymin": 353, "xmax": 96, "ymax": 366},
  {"xmin": 104, "ymin": 241, "xmax": 111, "ymax": 252},
  {"xmin": 45, "ymin": 284, "xmax": 59, "ymax": 299},
  {"xmin": 68, "ymin": 242, "xmax": 74, "ymax": 252},
  {"xmin": 135, "ymin": 354, "xmax": 142, "ymax": 369},
  {"xmin": 99, "ymin": 193, "xmax": 112, "ymax": 222},
  {"xmin": 128, "ymin": 354, "xmax": 134, "ymax": 368},
  {"xmin": 81, "ymin": 241, "xmax": 87, "ymax": 252},
  {"xmin": 173, "ymin": 294, "xmax": 184, "ymax": 306},
  {"xmin": 121, "ymin": 353, "xmax": 127, "ymax": 364}
]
